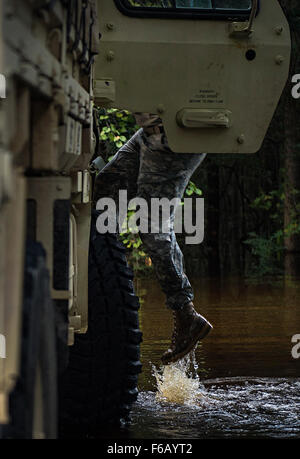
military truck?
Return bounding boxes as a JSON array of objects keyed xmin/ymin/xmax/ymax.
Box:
[{"xmin": 0, "ymin": 0, "xmax": 291, "ymax": 439}]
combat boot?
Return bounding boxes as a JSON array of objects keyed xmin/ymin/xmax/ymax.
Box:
[{"xmin": 161, "ymin": 302, "xmax": 212, "ymax": 365}]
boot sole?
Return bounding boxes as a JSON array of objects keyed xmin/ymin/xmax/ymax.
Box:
[{"xmin": 162, "ymin": 320, "xmax": 213, "ymax": 365}]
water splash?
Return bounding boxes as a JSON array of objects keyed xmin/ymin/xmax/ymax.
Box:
[{"xmin": 152, "ymin": 350, "xmax": 207, "ymax": 406}]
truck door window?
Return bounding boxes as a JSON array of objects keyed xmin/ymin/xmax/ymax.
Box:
[{"xmin": 115, "ymin": 0, "xmax": 252, "ymax": 18}]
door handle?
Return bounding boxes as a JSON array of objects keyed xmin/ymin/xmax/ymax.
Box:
[
  {"xmin": 176, "ymin": 109, "xmax": 232, "ymax": 129},
  {"xmin": 229, "ymin": 0, "xmax": 259, "ymax": 38}
]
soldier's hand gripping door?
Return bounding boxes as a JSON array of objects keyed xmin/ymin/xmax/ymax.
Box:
[{"xmin": 94, "ymin": 0, "xmax": 290, "ymax": 154}]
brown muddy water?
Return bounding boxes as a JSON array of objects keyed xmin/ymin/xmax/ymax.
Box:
[{"xmin": 114, "ymin": 277, "xmax": 300, "ymax": 439}]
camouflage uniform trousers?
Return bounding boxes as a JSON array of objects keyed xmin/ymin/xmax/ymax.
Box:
[{"xmin": 94, "ymin": 127, "xmax": 206, "ymax": 310}]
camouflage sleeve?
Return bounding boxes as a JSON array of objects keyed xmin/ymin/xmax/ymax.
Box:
[{"xmin": 134, "ymin": 112, "xmax": 163, "ymax": 129}]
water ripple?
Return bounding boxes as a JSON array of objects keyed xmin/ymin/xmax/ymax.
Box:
[{"xmin": 130, "ymin": 376, "xmax": 300, "ymax": 439}]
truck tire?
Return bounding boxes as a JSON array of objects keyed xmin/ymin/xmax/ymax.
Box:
[
  {"xmin": 3, "ymin": 241, "xmax": 57, "ymax": 439},
  {"xmin": 59, "ymin": 211, "xmax": 142, "ymax": 437}
]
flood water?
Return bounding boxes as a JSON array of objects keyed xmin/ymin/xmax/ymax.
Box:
[{"xmin": 123, "ymin": 277, "xmax": 300, "ymax": 439}]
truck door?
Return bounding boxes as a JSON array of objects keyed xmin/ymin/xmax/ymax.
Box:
[{"xmin": 94, "ymin": 0, "xmax": 290, "ymax": 154}]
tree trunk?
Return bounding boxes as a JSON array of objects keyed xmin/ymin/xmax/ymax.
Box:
[{"xmin": 207, "ymin": 161, "xmax": 221, "ymax": 277}]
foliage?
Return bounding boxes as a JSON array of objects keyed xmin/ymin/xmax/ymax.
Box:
[
  {"xmin": 244, "ymin": 232, "xmax": 284, "ymax": 276},
  {"xmin": 119, "ymin": 209, "xmax": 154, "ymax": 276},
  {"xmin": 244, "ymin": 186, "xmax": 300, "ymax": 276},
  {"xmin": 98, "ymin": 108, "xmax": 139, "ymax": 162},
  {"xmin": 185, "ymin": 181, "xmax": 202, "ymax": 196}
]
